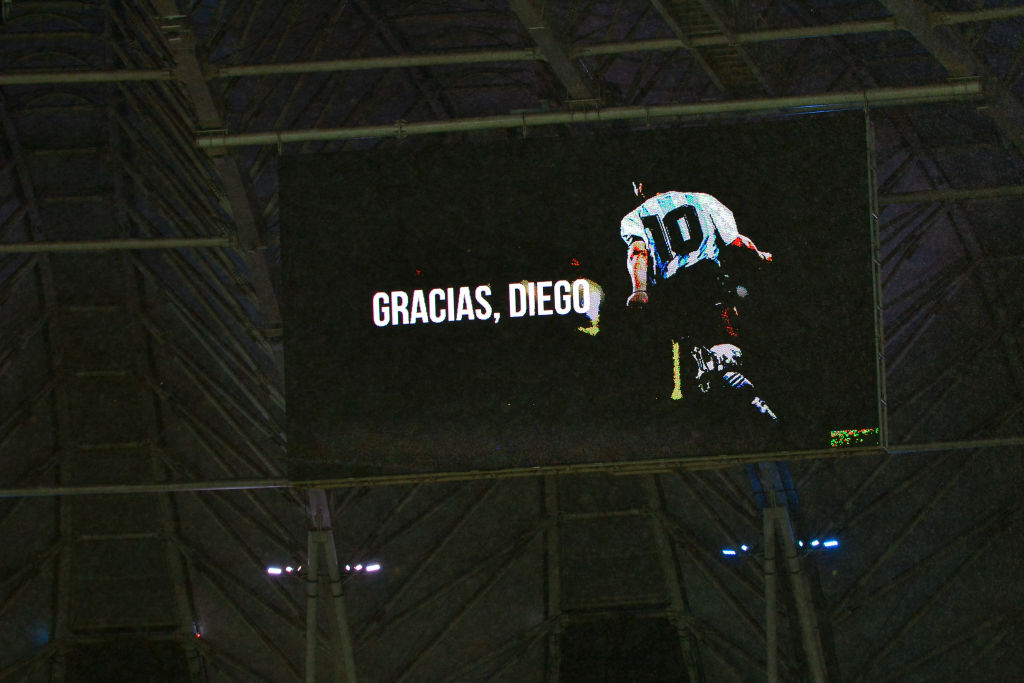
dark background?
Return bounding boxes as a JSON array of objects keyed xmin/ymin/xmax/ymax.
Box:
[{"xmin": 281, "ymin": 113, "xmax": 877, "ymax": 478}]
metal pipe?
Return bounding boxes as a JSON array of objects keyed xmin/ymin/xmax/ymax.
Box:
[
  {"xmin": 644, "ymin": 476, "xmax": 705, "ymax": 682},
  {"xmin": 764, "ymin": 510, "xmax": 778, "ymax": 683},
  {"xmin": 880, "ymin": 184, "xmax": 1024, "ymax": 204},
  {"xmin": 938, "ymin": 6, "xmax": 1024, "ymax": 24},
  {"xmin": 4, "ymin": 434, "xmax": 1024, "ymax": 499},
  {"xmin": 867, "ymin": 111, "xmax": 889, "ymax": 450},
  {"xmin": 776, "ymin": 509, "xmax": 827, "ymax": 683},
  {"xmin": 213, "ymin": 48, "xmax": 544, "ymax": 77},
  {"xmin": 544, "ymin": 476, "xmax": 562, "ymax": 683},
  {"xmin": 308, "ymin": 489, "xmax": 359, "ymax": 683},
  {"xmin": 0, "ymin": 69, "xmax": 173, "ymax": 86},
  {"xmin": 4, "ymin": 8, "xmax": 1018, "ymax": 85},
  {"xmin": 0, "ymin": 236, "xmax": 232, "ymax": 253},
  {"xmin": 196, "ymin": 81, "xmax": 983, "ymax": 149},
  {"xmin": 304, "ymin": 528, "xmax": 320, "ymax": 683}
]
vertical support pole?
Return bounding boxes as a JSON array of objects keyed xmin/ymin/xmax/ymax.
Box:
[
  {"xmin": 764, "ymin": 506, "xmax": 828, "ymax": 683},
  {"xmin": 543, "ymin": 475, "xmax": 562, "ymax": 683},
  {"xmin": 152, "ymin": 0, "xmax": 286, "ymax": 392},
  {"xmin": 778, "ymin": 510, "xmax": 827, "ymax": 683},
  {"xmin": 763, "ymin": 508, "xmax": 778, "ymax": 683},
  {"xmin": 305, "ymin": 490, "xmax": 359, "ymax": 683},
  {"xmin": 643, "ymin": 476, "xmax": 704, "ymax": 682},
  {"xmin": 320, "ymin": 528, "xmax": 359, "ymax": 682},
  {"xmin": 304, "ymin": 525, "xmax": 320, "ymax": 683},
  {"xmin": 866, "ymin": 106, "xmax": 888, "ymax": 449}
]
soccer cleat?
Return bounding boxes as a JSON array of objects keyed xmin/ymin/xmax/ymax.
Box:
[{"xmin": 751, "ymin": 396, "xmax": 778, "ymax": 421}]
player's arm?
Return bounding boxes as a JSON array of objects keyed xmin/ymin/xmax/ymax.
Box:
[
  {"xmin": 626, "ymin": 237, "xmax": 649, "ymax": 307},
  {"xmin": 702, "ymin": 193, "xmax": 773, "ymax": 263},
  {"xmin": 729, "ymin": 233, "xmax": 772, "ymax": 262},
  {"xmin": 620, "ymin": 211, "xmax": 650, "ymax": 307}
]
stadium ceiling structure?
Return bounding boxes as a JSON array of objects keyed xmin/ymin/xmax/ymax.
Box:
[{"xmin": 1, "ymin": 0, "xmax": 1022, "ymax": 681}]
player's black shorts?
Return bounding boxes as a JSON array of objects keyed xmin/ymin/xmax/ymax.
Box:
[{"xmin": 646, "ymin": 260, "xmax": 738, "ymax": 345}]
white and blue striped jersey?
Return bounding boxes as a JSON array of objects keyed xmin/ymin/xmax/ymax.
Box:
[{"xmin": 620, "ymin": 192, "xmax": 739, "ymax": 284}]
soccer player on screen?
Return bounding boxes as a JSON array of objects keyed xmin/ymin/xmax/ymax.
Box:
[{"xmin": 620, "ymin": 182, "xmax": 777, "ymax": 421}]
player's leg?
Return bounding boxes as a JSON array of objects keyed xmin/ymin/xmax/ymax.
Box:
[{"xmin": 693, "ymin": 343, "xmax": 779, "ymax": 422}]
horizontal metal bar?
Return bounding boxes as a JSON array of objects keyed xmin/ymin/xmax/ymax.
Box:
[
  {"xmin": 76, "ymin": 532, "xmax": 162, "ymax": 541},
  {"xmin": 562, "ymin": 596, "xmax": 670, "ymax": 610},
  {"xmin": 196, "ymin": 81, "xmax": 983, "ymax": 149},
  {"xmin": 937, "ymin": 7, "xmax": 1024, "ymax": 24},
  {"xmin": 2, "ymin": 7, "xmax": 1019, "ymax": 86},
  {"xmin": 575, "ymin": 20, "xmax": 896, "ymax": 57},
  {"xmin": 76, "ymin": 441, "xmax": 148, "ymax": 450},
  {"xmin": 0, "ymin": 478, "xmax": 290, "ymax": 498},
  {"xmin": 2, "ymin": 433, "xmax": 1023, "ymax": 498},
  {"xmin": 70, "ymin": 369, "xmax": 132, "ymax": 377},
  {"xmin": 560, "ymin": 508, "xmax": 646, "ymax": 520},
  {"xmin": 880, "ymin": 184, "xmax": 1024, "ymax": 204},
  {"xmin": 562, "ymin": 607, "xmax": 674, "ymax": 621},
  {"xmin": 0, "ymin": 69, "xmax": 174, "ymax": 86},
  {"xmin": 211, "ymin": 48, "xmax": 544, "ymax": 78},
  {"xmin": 0, "ymin": 236, "xmax": 233, "ymax": 253}
]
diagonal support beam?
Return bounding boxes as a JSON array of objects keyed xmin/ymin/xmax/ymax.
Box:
[
  {"xmin": 508, "ymin": 0, "xmax": 597, "ymax": 102},
  {"xmin": 650, "ymin": 0, "xmax": 770, "ymax": 95},
  {"xmin": 305, "ymin": 490, "xmax": 359, "ymax": 683},
  {"xmin": 644, "ymin": 475, "xmax": 705, "ymax": 681},
  {"xmin": 763, "ymin": 505, "xmax": 828, "ymax": 683},
  {"xmin": 0, "ymin": 87, "xmax": 75, "ymax": 683},
  {"xmin": 880, "ymin": 0, "xmax": 1024, "ymax": 159},
  {"xmin": 149, "ymin": 1, "xmax": 285, "ymax": 385}
]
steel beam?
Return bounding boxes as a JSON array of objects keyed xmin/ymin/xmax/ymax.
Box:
[
  {"xmin": 774, "ymin": 507, "xmax": 827, "ymax": 682},
  {"xmin": 650, "ymin": 0, "xmax": 772, "ymax": 95},
  {"xmin": 7, "ymin": 434, "xmax": 1024, "ymax": 498},
  {"xmin": 508, "ymin": 0, "xmax": 596, "ymax": 101},
  {"xmin": 109, "ymin": 40, "xmax": 206, "ymax": 665},
  {"xmin": 149, "ymin": 0, "xmax": 285, "ymax": 387},
  {"xmin": 3, "ymin": 7, "xmax": 1022, "ymax": 85},
  {"xmin": 834, "ymin": 496, "xmax": 1020, "ymax": 627},
  {"xmin": 350, "ymin": 0, "xmax": 455, "ymax": 120},
  {"xmin": 0, "ymin": 236, "xmax": 232, "ymax": 253},
  {"xmin": 213, "ymin": 48, "xmax": 543, "ymax": 78},
  {"xmin": 882, "ymin": 115, "xmax": 1024, "ymax": 421},
  {"xmin": 879, "ymin": 0, "xmax": 1024, "ymax": 159},
  {"xmin": 880, "ymin": 184, "xmax": 1024, "ymax": 204},
  {"xmin": 848, "ymin": 507, "xmax": 1011, "ymax": 682},
  {"xmin": 867, "ymin": 113, "xmax": 889, "ymax": 450},
  {"xmin": 543, "ymin": 476, "xmax": 562, "ymax": 683},
  {"xmin": 831, "ymin": 453, "xmax": 972, "ymax": 622},
  {"xmin": 763, "ymin": 508, "xmax": 779, "ymax": 683},
  {"xmin": 0, "ymin": 68, "xmax": 173, "ymax": 85},
  {"xmin": 353, "ymin": 483, "xmax": 498, "ymax": 648},
  {"xmin": 0, "ymin": 87, "xmax": 74, "ymax": 682},
  {"xmin": 392, "ymin": 524, "xmax": 544, "ymax": 682},
  {"xmin": 643, "ymin": 475, "xmax": 705, "ymax": 682},
  {"xmin": 186, "ymin": 542, "xmax": 302, "ymax": 678},
  {"xmin": 304, "ymin": 490, "xmax": 359, "ymax": 683},
  {"xmin": 196, "ymin": 81, "xmax": 982, "ymax": 148}
]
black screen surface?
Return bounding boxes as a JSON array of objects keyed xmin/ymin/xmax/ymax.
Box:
[{"xmin": 281, "ymin": 114, "xmax": 877, "ymax": 479}]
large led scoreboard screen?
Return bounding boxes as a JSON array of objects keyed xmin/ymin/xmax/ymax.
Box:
[{"xmin": 281, "ymin": 114, "xmax": 877, "ymax": 479}]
